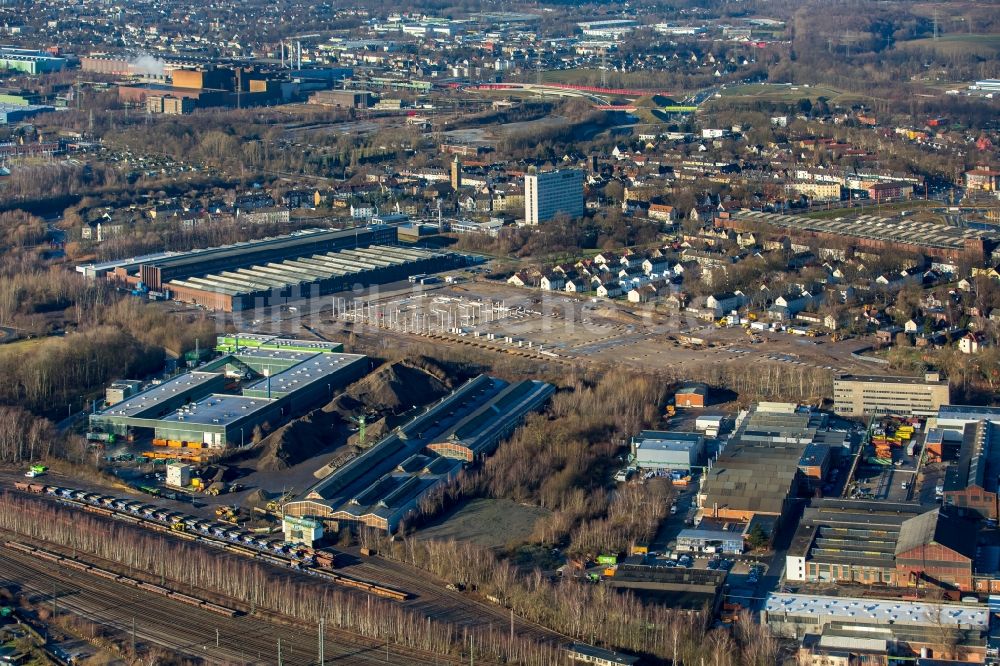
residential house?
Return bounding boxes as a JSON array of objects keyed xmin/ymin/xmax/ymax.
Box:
[
  {"xmin": 565, "ymin": 278, "xmax": 588, "ymax": 294},
  {"xmin": 642, "ymin": 257, "xmax": 670, "ymax": 276},
  {"xmin": 682, "ymin": 249, "xmax": 737, "ymax": 270},
  {"xmin": 763, "ymin": 237, "xmax": 791, "ymax": 252},
  {"xmin": 769, "ymin": 289, "xmax": 819, "ymax": 321},
  {"xmin": 619, "ymin": 253, "xmax": 645, "ymax": 270},
  {"xmin": 959, "ymin": 331, "xmax": 986, "ymax": 355},
  {"xmin": 597, "ymin": 281, "xmax": 625, "ymax": 299},
  {"xmin": 823, "ymin": 313, "xmax": 846, "ymax": 331},
  {"xmin": 507, "ymin": 270, "xmax": 541, "ymax": 288},
  {"xmin": 648, "ymin": 203, "xmax": 676, "ymax": 222},
  {"xmin": 540, "ymin": 274, "xmax": 566, "ymax": 291},
  {"xmin": 618, "ymin": 266, "xmax": 646, "ymax": 282},
  {"xmin": 706, "ymin": 291, "xmax": 746, "ymax": 316},
  {"xmin": 628, "ymin": 282, "xmax": 668, "ymax": 303},
  {"xmin": 664, "ymin": 293, "xmax": 689, "ymax": 311},
  {"xmin": 874, "ymin": 325, "xmax": 903, "ymax": 345},
  {"xmin": 875, "ymin": 273, "xmax": 907, "ymax": 290},
  {"xmin": 970, "ymin": 265, "xmax": 1000, "ymax": 280}
]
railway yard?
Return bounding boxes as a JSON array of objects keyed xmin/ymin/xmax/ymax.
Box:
[
  {"xmin": 0, "ymin": 543, "xmax": 475, "ymax": 666},
  {"xmin": 1, "ymin": 475, "xmax": 566, "ymax": 662}
]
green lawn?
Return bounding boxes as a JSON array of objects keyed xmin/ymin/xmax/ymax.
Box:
[
  {"xmin": 717, "ymin": 83, "xmax": 846, "ymax": 102},
  {"xmin": 0, "ymin": 336, "xmax": 43, "ymax": 358}
]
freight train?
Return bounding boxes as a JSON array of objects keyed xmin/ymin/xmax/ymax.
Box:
[
  {"xmin": 4, "ymin": 541, "xmax": 239, "ymax": 617},
  {"xmin": 12, "ymin": 482, "xmax": 407, "ymax": 601}
]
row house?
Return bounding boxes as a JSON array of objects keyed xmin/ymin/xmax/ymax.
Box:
[
  {"xmin": 768, "ymin": 289, "xmax": 823, "ymax": 321},
  {"xmin": 628, "ymin": 280, "xmax": 671, "ymax": 303}
]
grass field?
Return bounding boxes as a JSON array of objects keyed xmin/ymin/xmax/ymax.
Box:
[
  {"xmin": 416, "ymin": 498, "xmax": 550, "ymax": 548},
  {"xmin": 896, "ymin": 34, "xmax": 1000, "ymax": 59},
  {"xmin": 0, "ymin": 336, "xmax": 42, "ymax": 358},
  {"xmin": 717, "ymin": 83, "xmax": 850, "ymax": 103}
]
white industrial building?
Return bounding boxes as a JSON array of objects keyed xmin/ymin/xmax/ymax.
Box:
[
  {"xmin": 165, "ymin": 462, "xmax": 191, "ymax": 488},
  {"xmin": 763, "ymin": 593, "xmax": 988, "ymax": 637},
  {"xmin": 524, "ymin": 168, "xmax": 585, "ymax": 225},
  {"xmin": 631, "ymin": 431, "xmax": 705, "ymax": 470},
  {"xmin": 934, "ymin": 404, "xmax": 1000, "ymax": 436},
  {"xmin": 283, "ymin": 515, "xmax": 323, "ymax": 545},
  {"xmin": 676, "ymin": 528, "xmax": 743, "ymax": 554}
]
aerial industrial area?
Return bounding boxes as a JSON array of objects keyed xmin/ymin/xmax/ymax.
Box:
[{"xmin": 0, "ymin": 0, "xmax": 998, "ymax": 664}]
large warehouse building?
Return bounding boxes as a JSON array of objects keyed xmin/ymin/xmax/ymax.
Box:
[
  {"xmin": 720, "ymin": 210, "xmax": 997, "ymax": 263},
  {"xmin": 764, "ymin": 592, "xmax": 990, "ymax": 662},
  {"xmin": 77, "ymin": 226, "xmax": 469, "ymax": 311},
  {"xmin": 631, "ymin": 431, "xmax": 705, "ymax": 471},
  {"xmin": 89, "ymin": 337, "xmax": 368, "ymax": 448},
  {"xmin": 698, "ymin": 402, "xmax": 848, "ymax": 524},
  {"xmin": 785, "ymin": 499, "xmax": 987, "ymax": 592},
  {"xmin": 284, "ymin": 374, "xmax": 555, "ymax": 533},
  {"xmin": 0, "ymin": 48, "xmax": 66, "ymax": 74}
]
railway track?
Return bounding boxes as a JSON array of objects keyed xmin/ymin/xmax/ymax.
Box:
[
  {"xmin": 347, "ymin": 556, "xmax": 565, "ymax": 645},
  {"xmin": 0, "ymin": 543, "xmax": 487, "ymax": 665},
  {"xmin": 6, "ymin": 481, "xmax": 567, "ymax": 652},
  {"xmin": 12, "ymin": 482, "xmax": 408, "ymax": 601},
  {"xmin": 6, "ymin": 541, "xmax": 238, "ymax": 616}
]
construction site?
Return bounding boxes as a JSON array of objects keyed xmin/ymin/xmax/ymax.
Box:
[{"xmin": 319, "ymin": 281, "xmax": 882, "ymax": 377}]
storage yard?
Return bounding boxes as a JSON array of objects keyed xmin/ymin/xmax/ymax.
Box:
[
  {"xmin": 0, "ymin": 540, "xmax": 479, "ymax": 666},
  {"xmin": 11, "ymin": 481, "xmax": 409, "ymax": 600}
]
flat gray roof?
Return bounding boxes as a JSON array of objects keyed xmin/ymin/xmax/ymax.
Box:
[
  {"xmin": 158, "ymin": 393, "xmax": 277, "ymax": 427},
  {"xmin": 244, "ymin": 353, "xmax": 366, "ymax": 396},
  {"xmin": 939, "ymin": 405, "xmax": 1000, "ymax": 418},
  {"xmin": 166, "ymin": 244, "xmax": 449, "ymax": 297},
  {"xmin": 765, "ymin": 593, "xmax": 987, "ymax": 629},
  {"xmin": 99, "ymin": 371, "xmax": 222, "ymax": 418},
  {"xmin": 733, "ymin": 210, "xmax": 996, "ymax": 251},
  {"xmin": 636, "ymin": 437, "xmax": 702, "ymax": 453},
  {"xmin": 835, "ymin": 374, "xmax": 948, "ymax": 386}
]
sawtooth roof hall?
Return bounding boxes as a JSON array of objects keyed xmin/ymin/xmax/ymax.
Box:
[{"xmin": 284, "ymin": 374, "xmax": 555, "ymax": 532}]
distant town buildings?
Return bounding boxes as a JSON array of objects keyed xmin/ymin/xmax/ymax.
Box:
[{"xmin": 0, "ymin": 47, "xmax": 65, "ymax": 74}]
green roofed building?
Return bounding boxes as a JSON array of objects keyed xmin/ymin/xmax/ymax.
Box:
[{"xmin": 89, "ymin": 337, "xmax": 367, "ymax": 448}]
